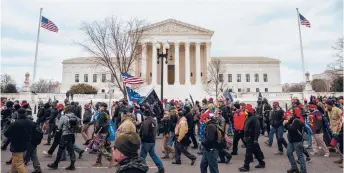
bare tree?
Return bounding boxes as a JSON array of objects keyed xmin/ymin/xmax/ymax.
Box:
[
  {"xmin": 328, "ymin": 37, "xmax": 343, "ymax": 77},
  {"xmin": 31, "ymin": 79, "xmax": 60, "ymax": 93},
  {"xmin": 1, "ymin": 74, "xmax": 15, "ymax": 92},
  {"xmin": 203, "ymin": 59, "xmax": 228, "ymax": 100},
  {"xmin": 311, "ymin": 79, "xmax": 328, "ymax": 92},
  {"xmin": 77, "ymin": 17, "xmax": 147, "ymax": 98}
]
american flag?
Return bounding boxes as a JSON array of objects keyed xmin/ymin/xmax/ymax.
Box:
[
  {"xmin": 41, "ymin": 16, "xmax": 59, "ymax": 32},
  {"xmin": 121, "ymin": 72, "xmax": 144, "ymax": 85},
  {"xmin": 299, "ymin": 13, "xmax": 311, "ymax": 28}
]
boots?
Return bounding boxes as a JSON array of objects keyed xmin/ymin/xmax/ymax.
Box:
[
  {"xmin": 47, "ymin": 162, "xmax": 58, "ymax": 169},
  {"xmin": 157, "ymin": 167, "xmax": 165, "ymax": 173},
  {"xmin": 65, "ymin": 162, "xmax": 76, "ymax": 170}
]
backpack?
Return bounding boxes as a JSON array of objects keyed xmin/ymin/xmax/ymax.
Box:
[
  {"xmin": 68, "ymin": 116, "xmax": 79, "ymax": 134},
  {"xmin": 159, "ymin": 118, "xmax": 169, "ymax": 134}
]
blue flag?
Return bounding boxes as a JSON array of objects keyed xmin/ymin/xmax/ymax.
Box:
[
  {"xmin": 223, "ymin": 89, "xmax": 234, "ymax": 102},
  {"xmin": 126, "ymin": 86, "xmax": 144, "ymax": 104},
  {"xmin": 257, "ymin": 92, "xmax": 263, "ymax": 103}
]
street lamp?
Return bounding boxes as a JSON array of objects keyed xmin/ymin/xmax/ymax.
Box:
[{"xmin": 156, "ymin": 41, "xmax": 170, "ymax": 101}]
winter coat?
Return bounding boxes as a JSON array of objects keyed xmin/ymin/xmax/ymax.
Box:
[
  {"xmin": 308, "ymin": 110, "xmax": 323, "ymax": 134},
  {"xmin": 49, "ymin": 107, "xmax": 58, "ymax": 124},
  {"xmin": 270, "ymin": 108, "xmax": 285, "ymax": 128},
  {"xmin": 116, "ymin": 156, "xmax": 149, "ymax": 173},
  {"xmin": 244, "ymin": 115, "xmax": 260, "ymax": 141},
  {"xmin": 175, "ymin": 116, "xmax": 188, "ymax": 142},
  {"xmin": 139, "ymin": 116, "xmax": 157, "ymax": 143},
  {"xmin": 284, "ymin": 116, "xmax": 304, "ymax": 143},
  {"xmin": 58, "ymin": 113, "xmax": 81, "ymax": 136},
  {"xmin": 202, "ymin": 119, "xmax": 219, "ymax": 150},
  {"xmin": 83, "ymin": 109, "xmax": 92, "ymax": 124},
  {"xmin": 95, "ymin": 111, "xmax": 110, "ymax": 134},
  {"xmin": 116, "ymin": 116, "xmax": 136, "ymax": 139},
  {"xmin": 4, "ymin": 118, "xmax": 36, "ymax": 152}
]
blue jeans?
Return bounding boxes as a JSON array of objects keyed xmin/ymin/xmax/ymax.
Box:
[
  {"xmin": 305, "ymin": 120, "xmax": 313, "ymax": 146},
  {"xmin": 287, "ymin": 142, "xmax": 306, "ymax": 172},
  {"xmin": 200, "ymin": 148, "xmax": 219, "ymax": 173},
  {"xmin": 168, "ymin": 132, "xmax": 175, "ymax": 147},
  {"xmin": 268, "ymin": 126, "xmax": 275, "ymax": 145},
  {"xmin": 140, "ymin": 142, "xmax": 164, "ymax": 169},
  {"xmin": 227, "ymin": 124, "xmax": 233, "ymax": 134},
  {"xmin": 276, "ymin": 125, "xmax": 287, "ymax": 152}
]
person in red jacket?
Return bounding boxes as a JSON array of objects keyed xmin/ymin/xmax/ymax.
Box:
[{"xmin": 231, "ymin": 102, "xmax": 247, "ymax": 155}]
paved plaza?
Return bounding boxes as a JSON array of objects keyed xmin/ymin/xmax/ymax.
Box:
[{"xmin": 1, "ymin": 134, "xmax": 343, "ymax": 173}]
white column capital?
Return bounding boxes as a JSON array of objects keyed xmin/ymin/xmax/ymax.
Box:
[
  {"xmin": 206, "ymin": 42, "xmax": 211, "ymax": 46},
  {"xmin": 195, "ymin": 41, "xmax": 201, "ymax": 45},
  {"xmin": 174, "ymin": 42, "xmax": 180, "ymax": 46},
  {"xmin": 184, "ymin": 41, "xmax": 190, "ymax": 46}
]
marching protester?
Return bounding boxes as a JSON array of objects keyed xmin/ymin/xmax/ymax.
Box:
[
  {"xmin": 2, "ymin": 93, "xmax": 344, "ymax": 173},
  {"xmin": 172, "ymin": 112, "xmax": 197, "ymax": 165},
  {"xmin": 239, "ymin": 104, "xmax": 265, "ymax": 172},
  {"xmin": 4, "ymin": 107, "xmax": 37, "ymax": 173},
  {"xmin": 47, "ymin": 105, "xmax": 80, "ymax": 170},
  {"xmin": 139, "ymin": 110, "xmax": 165, "ymax": 173},
  {"xmin": 200, "ymin": 113, "xmax": 220, "ymax": 173}
]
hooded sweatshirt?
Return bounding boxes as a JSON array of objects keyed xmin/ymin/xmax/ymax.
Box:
[{"xmin": 139, "ymin": 116, "xmax": 157, "ymax": 143}]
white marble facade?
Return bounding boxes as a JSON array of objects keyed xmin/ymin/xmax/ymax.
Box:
[{"xmin": 60, "ymin": 19, "xmax": 282, "ymax": 100}]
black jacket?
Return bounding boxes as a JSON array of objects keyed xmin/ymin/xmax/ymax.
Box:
[
  {"xmin": 139, "ymin": 116, "xmax": 157, "ymax": 143},
  {"xmin": 284, "ymin": 116, "xmax": 304, "ymax": 143},
  {"xmin": 95, "ymin": 111, "xmax": 109, "ymax": 134},
  {"xmin": 37, "ymin": 107, "xmax": 45, "ymax": 123},
  {"xmin": 117, "ymin": 157, "xmax": 149, "ymax": 173},
  {"xmin": 270, "ymin": 108, "xmax": 285, "ymax": 128},
  {"xmin": 83, "ymin": 109, "xmax": 92, "ymax": 124},
  {"xmin": 75, "ymin": 105, "xmax": 82, "ymax": 119},
  {"xmin": 48, "ymin": 107, "xmax": 58, "ymax": 124},
  {"xmin": 1, "ymin": 108, "xmax": 13, "ymax": 121},
  {"xmin": 244, "ymin": 115, "xmax": 260, "ymax": 141},
  {"xmin": 202, "ymin": 119, "xmax": 219, "ymax": 150},
  {"xmin": 185, "ymin": 111, "xmax": 194, "ymax": 130},
  {"xmin": 42, "ymin": 108, "xmax": 51, "ymax": 123},
  {"xmin": 219, "ymin": 105, "xmax": 229, "ymax": 120},
  {"xmin": 4, "ymin": 118, "xmax": 36, "ymax": 152}
]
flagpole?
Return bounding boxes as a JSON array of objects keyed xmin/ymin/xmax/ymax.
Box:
[
  {"xmin": 296, "ymin": 8, "xmax": 306, "ymax": 83},
  {"xmin": 33, "ymin": 8, "xmax": 43, "ymax": 84}
]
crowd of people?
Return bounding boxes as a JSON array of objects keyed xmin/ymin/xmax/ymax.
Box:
[{"xmin": 1, "ymin": 95, "xmax": 343, "ymax": 173}]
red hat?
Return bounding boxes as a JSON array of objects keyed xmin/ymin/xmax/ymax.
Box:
[
  {"xmin": 84, "ymin": 104, "xmax": 90, "ymax": 109},
  {"xmin": 209, "ymin": 98, "xmax": 213, "ymax": 103},
  {"xmin": 244, "ymin": 104, "xmax": 254, "ymax": 113},
  {"xmin": 309, "ymin": 104, "xmax": 317, "ymax": 109},
  {"xmin": 200, "ymin": 113, "xmax": 209, "ymax": 123},
  {"xmin": 57, "ymin": 104, "xmax": 64, "ymax": 110},
  {"xmin": 273, "ymin": 101, "xmax": 279, "ymax": 106}
]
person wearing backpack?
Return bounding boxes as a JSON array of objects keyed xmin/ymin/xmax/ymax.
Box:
[
  {"xmin": 239, "ymin": 104, "xmax": 265, "ymax": 172},
  {"xmin": 200, "ymin": 113, "xmax": 220, "ymax": 173},
  {"xmin": 139, "ymin": 110, "xmax": 165, "ymax": 173},
  {"xmin": 92, "ymin": 102, "xmax": 114, "ymax": 168},
  {"xmin": 47, "ymin": 105, "xmax": 81, "ymax": 170},
  {"xmin": 161, "ymin": 111, "xmax": 174, "ymax": 159}
]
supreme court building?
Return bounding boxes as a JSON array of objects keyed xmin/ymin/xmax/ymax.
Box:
[{"xmin": 61, "ymin": 19, "xmax": 282, "ymax": 99}]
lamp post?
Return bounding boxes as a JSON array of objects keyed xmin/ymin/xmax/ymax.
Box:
[{"xmin": 156, "ymin": 42, "xmax": 170, "ymax": 101}]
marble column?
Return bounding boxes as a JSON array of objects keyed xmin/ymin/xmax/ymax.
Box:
[
  {"xmin": 174, "ymin": 42, "xmax": 180, "ymax": 84},
  {"xmin": 206, "ymin": 42, "xmax": 211, "ymax": 64},
  {"xmin": 185, "ymin": 42, "xmax": 191, "ymax": 85},
  {"xmin": 152, "ymin": 42, "xmax": 157, "ymax": 86},
  {"xmin": 141, "ymin": 42, "xmax": 147, "ymax": 81},
  {"xmin": 195, "ymin": 42, "xmax": 201, "ymax": 85}
]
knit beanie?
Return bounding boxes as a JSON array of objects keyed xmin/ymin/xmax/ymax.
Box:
[{"xmin": 114, "ymin": 131, "xmax": 140, "ymax": 157}]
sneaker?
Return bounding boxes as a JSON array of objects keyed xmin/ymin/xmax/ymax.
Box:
[
  {"xmin": 47, "ymin": 163, "xmax": 58, "ymax": 169},
  {"xmin": 157, "ymin": 168, "xmax": 165, "ymax": 173},
  {"xmin": 306, "ymin": 157, "xmax": 312, "ymax": 163},
  {"xmin": 309, "ymin": 151, "xmax": 318, "ymax": 155},
  {"xmin": 171, "ymin": 161, "xmax": 181, "ymax": 165},
  {"xmin": 264, "ymin": 141, "xmax": 271, "ymax": 147},
  {"xmin": 274, "ymin": 152, "xmax": 284, "ymax": 155},
  {"xmin": 42, "ymin": 151, "xmax": 53, "ymax": 157},
  {"xmin": 79, "ymin": 150, "xmax": 84, "ymax": 159},
  {"xmin": 238, "ymin": 166, "xmax": 250, "ymax": 172},
  {"xmin": 324, "ymin": 153, "xmax": 330, "ymax": 157},
  {"xmin": 92, "ymin": 162, "xmax": 102, "ymax": 167},
  {"xmin": 334, "ymin": 159, "xmax": 343, "ymax": 164}
]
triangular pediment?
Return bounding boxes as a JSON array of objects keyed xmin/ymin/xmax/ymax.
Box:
[{"xmin": 143, "ymin": 19, "xmax": 214, "ymax": 36}]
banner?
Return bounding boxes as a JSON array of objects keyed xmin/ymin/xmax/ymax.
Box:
[
  {"xmin": 126, "ymin": 86, "xmax": 144, "ymax": 104},
  {"xmin": 106, "ymin": 120, "xmax": 116, "ymax": 141},
  {"xmin": 140, "ymin": 89, "xmax": 164, "ymax": 118}
]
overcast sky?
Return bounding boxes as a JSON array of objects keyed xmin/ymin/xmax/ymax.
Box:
[{"xmin": 1, "ymin": 0, "xmax": 342, "ymax": 86}]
